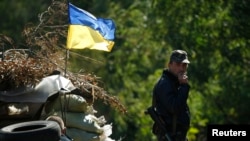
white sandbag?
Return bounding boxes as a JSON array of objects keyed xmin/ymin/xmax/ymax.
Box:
[
  {"xmin": 99, "ymin": 124, "xmax": 114, "ymax": 141},
  {"xmin": 66, "ymin": 128, "xmax": 101, "ymax": 141},
  {"xmin": 85, "ymin": 114, "xmax": 107, "ymax": 126},
  {"xmin": 47, "ymin": 94, "xmax": 90, "ymax": 113},
  {"xmin": 103, "ymin": 137, "xmax": 116, "ymax": 141},
  {"xmin": 102, "ymin": 124, "xmax": 112, "ymax": 137},
  {"xmin": 66, "ymin": 126, "xmax": 115, "ymax": 141},
  {"xmin": 52, "ymin": 112, "xmax": 104, "ymax": 134}
]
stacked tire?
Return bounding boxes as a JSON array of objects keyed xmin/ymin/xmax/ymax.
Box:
[{"xmin": 0, "ymin": 121, "xmax": 61, "ymax": 141}]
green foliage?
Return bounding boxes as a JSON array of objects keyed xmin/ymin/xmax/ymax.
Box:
[
  {"xmin": 0, "ymin": 0, "xmax": 51, "ymax": 43},
  {"xmin": 1, "ymin": 0, "xmax": 250, "ymax": 141}
]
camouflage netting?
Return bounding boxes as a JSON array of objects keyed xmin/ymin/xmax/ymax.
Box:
[{"xmin": 0, "ymin": 0, "xmax": 127, "ymax": 114}]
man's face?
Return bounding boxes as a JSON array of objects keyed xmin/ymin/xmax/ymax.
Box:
[{"xmin": 168, "ymin": 61, "xmax": 188, "ymax": 76}]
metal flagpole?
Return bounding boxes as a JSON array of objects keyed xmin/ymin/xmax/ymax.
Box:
[
  {"xmin": 62, "ymin": 0, "xmax": 71, "ymax": 135},
  {"xmin": 64, "ymin": 49, "xmax": 69, "ymax": 77},
  {"xmin": 64, "ymin": 0, "xmax": 71, "ymax": 77}
]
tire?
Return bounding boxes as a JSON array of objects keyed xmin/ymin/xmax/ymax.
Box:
[{"xmin": 0, "ymin": 120, "xmax": 61, "ymax": 141}]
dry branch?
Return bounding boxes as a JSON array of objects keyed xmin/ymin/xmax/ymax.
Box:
[{"xmin": 0, "ymin": 0, "xmax": 127, "ymax": 114}]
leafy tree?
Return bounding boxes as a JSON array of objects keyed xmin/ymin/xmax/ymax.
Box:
[
  {"xmin": 97, "ymin": 0, "xmax": 250, "ymax": 140},
  {"xmin": 0, "ymin": 0, "xmax": 51, "ymax": 43},
  {"xmin": 1, "ymin": 0, "xmax": 250, "ymax": 141},
  {"xmin": 135, "ymin": 0, "xmax": 250, "ymax": 140}
]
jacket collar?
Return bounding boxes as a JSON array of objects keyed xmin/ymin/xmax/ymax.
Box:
[{"xmin": 163, "ymin": 69, "xmax": 179, "ymax": 84}]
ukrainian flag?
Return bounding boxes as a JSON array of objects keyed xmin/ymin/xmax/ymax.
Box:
[{"xmin": 67, "ymin": 3, "xmax": 116, "ymax": 52}]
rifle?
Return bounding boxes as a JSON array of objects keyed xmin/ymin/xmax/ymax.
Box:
[{"xmin": 145, "ymin": 106, "xmax": 173, "ymax": 141}]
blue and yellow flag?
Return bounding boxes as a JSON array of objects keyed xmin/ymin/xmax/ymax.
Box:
[{"xmin": 67, "ymin": 3, "xmax": 116, "ymax": 52}]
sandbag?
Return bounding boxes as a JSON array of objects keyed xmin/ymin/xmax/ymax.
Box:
[
  {"xmin": 52, "ymin": 112, "xmax": 104, "ymax": 134},
  {"xmin": 66, "ymin": 128, "xmax": 101, "ymax": 141},
  {"xmin": 45, "ymin": 94, "xmax": 90, "ymax": 113}
]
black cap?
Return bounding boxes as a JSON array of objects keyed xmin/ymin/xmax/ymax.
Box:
[{"xmin": 170, "ymin": 50, "xmax": 190, "ymax": 63}]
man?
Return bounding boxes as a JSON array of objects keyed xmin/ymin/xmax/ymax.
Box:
[{"xmin": 152, "ymin": 50, "xmax": 190, "ymax": 141}]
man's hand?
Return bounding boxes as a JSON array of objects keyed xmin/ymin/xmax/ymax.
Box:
[{"xmin": 178, "ymin": 73, "xmax": 188, "ymax": 84}]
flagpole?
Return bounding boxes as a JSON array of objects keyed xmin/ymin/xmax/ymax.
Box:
[
  {"xmin": 64, "ymin": 0, "xmax": 70, "ymax": 77},
  {"xmin": 64, "ymin": 49, "xmax": 69, "ymax": 77}
]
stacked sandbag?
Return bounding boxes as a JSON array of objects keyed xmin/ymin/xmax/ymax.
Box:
[{"xmin": 43, "ymin": 94, "xmax": 114, "ymax": 141}]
